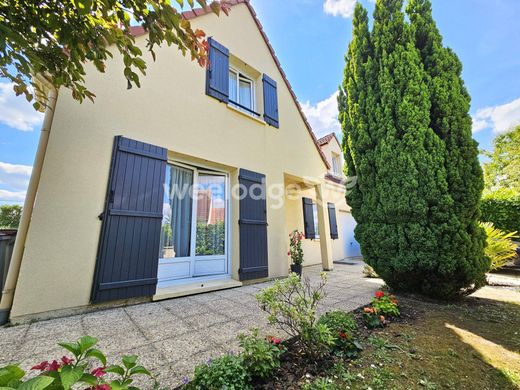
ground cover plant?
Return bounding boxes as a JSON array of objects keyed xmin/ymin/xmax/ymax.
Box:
[{"xmin": 0, "ymin": 336, "xmax": 154, "ymax": 389}]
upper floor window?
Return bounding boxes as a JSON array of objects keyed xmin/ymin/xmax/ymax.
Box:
[
  {"xmin": 229, "ymin": 68, "xmax": 255, "ymax": 113},
  {"xmin": 331, "ymin": 153, "xmax": 342, "ymax": 176}
]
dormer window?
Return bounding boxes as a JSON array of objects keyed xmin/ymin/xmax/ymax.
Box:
[{"xmin": 229, "ymin": 68, "xmax": 255, "ymax": 114}]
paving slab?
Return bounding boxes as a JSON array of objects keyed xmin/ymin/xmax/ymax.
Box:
[{"xmin": 0, "ymin": 262, "xmax": 382, "ymax": 388}]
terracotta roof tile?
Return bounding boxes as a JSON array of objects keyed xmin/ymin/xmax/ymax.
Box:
[{"xmin": 129, "ymin": 0, "xmax": 330, "ymax": 169}]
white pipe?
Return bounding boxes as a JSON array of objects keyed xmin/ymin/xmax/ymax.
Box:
[{"xmin": 0, "ymin": 76, "xmax": 57, "ymax": 324}]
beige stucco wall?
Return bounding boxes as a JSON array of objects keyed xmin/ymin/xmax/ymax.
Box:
[{"xmin": 11, "ymin": 4, "xmax": 338, "ymax": 319}]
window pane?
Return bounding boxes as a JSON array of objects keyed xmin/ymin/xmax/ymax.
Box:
[
  {"xmin": 160, "ymin": 165, "xmax": 193, "ymax": 258},
  {"xmin": 229, "ymin": 70, "xmax": 238, "ymax": 102},
  {"xmin": 313, "ymin": 203, "xmax": 320, "ymax": 239},
  {"xmin": 239, "ymin": 79, "xmax": 252, "ymax": 109},
  {"xmin": 196, "ymin": 174, "xmax": 226, "ymax": 256}
]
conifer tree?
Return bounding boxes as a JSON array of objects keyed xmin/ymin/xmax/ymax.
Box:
[{"xmin": 339, "ymin": 0, "xmax": 488, "ymax": 298}]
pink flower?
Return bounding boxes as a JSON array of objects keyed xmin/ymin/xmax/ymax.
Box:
[
  {"xmin": 31, "ymin": 361, "xmax": 50, "ymax": 371},
  {"xmin": 48, "ymin": 360, "xmax": 61, "ymax": 372},
  {"xmin": 91, "ymin": 367, "xmax": 106, "ymax": 377},
  {"xmin": 375, "ymin": 291, "xmax": 385, "ymax": 299},
  {"xmin": 287, "ymin": 251, "xmax": 291, "ymax": 256},
  {"xmin": 61, "ymin": 356, "xmax": 74, "ymax": 366}
]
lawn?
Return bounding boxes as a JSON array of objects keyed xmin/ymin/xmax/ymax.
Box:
[{"xmin": 304, "ymin": 286, "xmax": 520, "ymax": 390}]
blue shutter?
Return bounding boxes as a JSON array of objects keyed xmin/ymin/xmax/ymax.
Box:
[
  {"xmin": 239, "ymin": 169, "xmax": 268, "ymax": 280},
  {"xmin": 327, "ymin": 202, "xmax": 338, "ymax": 239},
  {"xmin": 302, "ymin": 197, "xmax": 316, "ymax": 239},
  {"xmin": 91, "ymin": 136, "xmax": 167, "ymax": 303},
  {"xmin": 206, "ymin": 37, "xmax": 229, "ymax": 103},
  {"xmin": 262, "ymin": 74, "xmax": 279, "ymax": 128}
]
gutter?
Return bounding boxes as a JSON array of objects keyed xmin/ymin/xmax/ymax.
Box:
[{"xmin": 0, "ymin": 75, "xmax": 58, "ymax": 325}]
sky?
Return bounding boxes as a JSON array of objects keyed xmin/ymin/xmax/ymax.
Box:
[{"xmin": 1, "ymin": 0, "xmax": 520, "ymax": 204}]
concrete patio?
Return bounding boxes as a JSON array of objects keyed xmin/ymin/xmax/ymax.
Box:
[{"xmin": 0, "ymin": 261, "xmax": 383, "ymax": 388}]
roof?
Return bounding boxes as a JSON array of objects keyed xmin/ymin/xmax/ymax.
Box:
[
  {"xmin": 317, "ymin": 132, "xmax": 340, "ymax": 147},
  {"xmin": 129, "ymin": 0, "xmax": 330, "ymax": 170}
]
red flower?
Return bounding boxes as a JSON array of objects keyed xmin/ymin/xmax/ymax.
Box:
[
  {"xmin": 273, "ymin": 338, "xmax": 282, "ymax": 345},
  {"xmin": 375, "ymin": 291, "xmax": 385, "ymax": 299},
  {"xmin": 91, "ymin": 367, "xmax": 106, "ymax": 377},
  {"xmin": 287, "ymin": 251, "xmax": 291, "ymax": 256},
  {"xmin": 93, "ymin": 386, "xmax": 111, "ymax": 390},
  {"xmin": 266, "ymin": 335, "xmax": 282, "ymax": 345},
  {"xmin": 338, "ymin": 331, "xmax": 347, "ymax": 339},
  {"xmin": 61, "ymin": 356, "xmax": 74, "ymax": 366},
  {"xmin": 31, "ymin": 361, "xmax": 50, "ymax": 371},
  {"xmin": 48, "ymin": 360, "xmax": 61, "ymax": 372}
]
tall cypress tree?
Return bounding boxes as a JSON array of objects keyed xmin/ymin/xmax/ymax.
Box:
[
  {"xmin": 407, "ymin": 0, "xmax": 489, "ymax": 288},
  {"xmin": 339, "ymin": 0, "xmax": 487, "ymax": 298}
]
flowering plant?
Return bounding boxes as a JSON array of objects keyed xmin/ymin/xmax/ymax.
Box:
[
  {"xmin": 237, "ymin": 329, "xmax": 285, "ymax": 380},
  {"xmin": 362, "ymin": 306, "xmax": 386, "ymax": 329},
  {"xmin": 288, "ymin": 229, "xmax": 304, "ymax": 265},
  {"xmin": 371, "ymin": 291, "xmax": 400, "ymax": 317},
  {"xmin": 0, "ymin": 335, "xmax": 154, "ymax": 390}
]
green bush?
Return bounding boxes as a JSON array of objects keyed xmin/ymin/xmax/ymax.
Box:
[
  {"xmin": 480, "ymin": 222, "xmax": 519, "ymax": 270},
  {"xmin": 184, "ymin": 354, "xmax": 250, "ymax": 390},
  {"xmin": 0, "ymin": 335, "xmax": 154, "ymax": 389},
  {"xmin": 256, "ymin": 273, "xmax": 335, "ymax": 358},
  {"xmin": 0, "ymin": 205, "xmax": 22, "ymax": 229},
  {"xmin": 237, "ymin": 329, "xmax": 284, "ymax": 380},
  {"xmin": 317, "ymin": 311, "xmax": 361, "ymax": 357},
  {"xmin": 371, "ymin": 291, "xmax": 400, "ymax": 317},
  {"xmin": 481, "ymin": 191, "xmax": 520, "ymax": 234}
]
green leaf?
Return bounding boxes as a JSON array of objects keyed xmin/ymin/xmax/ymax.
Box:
[
  {"xmin": 0, "ymin": 365, "xmax": 25, "ymax": 387},
  {"xmin": 108, "ymin": 380, "xmax": 126, "ymax": 390},
  {"xmin": 59, "ymin": 365, "xmax": 83, "ymax": 390},
  {"xmin": 73, "ymin": 0, "xmax": 93, "ymax": 15},
  {"xmin": 105, "ymin": 365, "xmax": 125, "ymax": 376},
  {"xmin": 78, "ymin": 373, "xmax": 98, "ymax": 385},
  {"xmin": 85, "ymin": 349, "xmax": 107, "ymax": 366},
  {"xmin": 78, "ymin": 336, "xmax": 98, "ymax": 353},
  {"xmin": 121, "ymin": 355, "xmax": 137, "ymax": 370},
  {"xmin": 129, "ymin": 366, "xmax": 151, "ymax": 377},
  {"xmin": 17, "ymin": 376, "xmax": 54, "ymax": 390},
  {"xmin": 57, "ymin": 342, "xmax": 81, "ymax": 357}
]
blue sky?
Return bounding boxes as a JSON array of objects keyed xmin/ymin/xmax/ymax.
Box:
[{"xmin": 1, "ymin": 0, "xmax": 519, "ymax": 204}]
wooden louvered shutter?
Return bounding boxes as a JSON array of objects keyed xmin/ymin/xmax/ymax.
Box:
[
  {"xmin": 302, "ymin": 197, "xmax": 316, "ymax": 239},
  {"xmin": 262, "ymin": 74, "xmax": 279, "ymax": 128},
  {"xmin": 206, "ymin": 37, "xmax": 229, "ymax": 103},
  {"xmin": 91, "ymin": 136, "xmax": 167, "ymax": 303},
  {"xmin": 327, "ymin": 202, "xmax": 338, "ymax": 239},
  {"xmin": 238, "ymin": 169, "xmax": 268, "ymax": 280}
]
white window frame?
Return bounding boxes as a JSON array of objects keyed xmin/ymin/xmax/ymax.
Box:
[
  {"xmin": 331, "ymin": 153, "xmax": 342, "ymax": 176},
  {"xmin": 229, "ymin": 66, "xmax": 256, "ymax": 114},
  {"xmin": 312, "ymin": 202, "xmax": 320, "ymax": 239}
]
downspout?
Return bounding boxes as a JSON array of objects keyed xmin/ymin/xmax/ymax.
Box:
[{"xmin": 0, "ymin": 75, "xmax": 57, "ymax": 325}]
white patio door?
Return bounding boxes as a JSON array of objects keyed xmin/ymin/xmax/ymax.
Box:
[{"xmin": 158, "ymin": 163, "xmax": 229, "ymax": 288}]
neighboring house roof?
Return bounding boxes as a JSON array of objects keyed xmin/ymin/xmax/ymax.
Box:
[
  {"xmin": 317, "ymin": 132, "xmax": 340, "ymax": 147},
  {"xmin": 129, "ymin": 0, "xmax": 330, "ymax": 170}
]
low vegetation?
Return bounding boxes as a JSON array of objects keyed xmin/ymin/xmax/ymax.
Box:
[{"xmin": 481, "ymin": 222, "xmax": 519, "ymax": 270}]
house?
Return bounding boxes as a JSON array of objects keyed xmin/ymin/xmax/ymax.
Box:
[{"xmin": 5, "ymin": 0, "xmax": 357, "ymax": 322}]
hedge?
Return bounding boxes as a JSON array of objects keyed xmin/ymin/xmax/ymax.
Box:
[{"xmin": 480, "ymin": 192, "xmax": 520, "ymax": 234}]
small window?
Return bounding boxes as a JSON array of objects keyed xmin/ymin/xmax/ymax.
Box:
[
  {"xmin": 312, "ymin": 203, "xmax": 320, "ymax": 239},
  {"xmin": 332, "ymin": 153, "xmax": 342, "ymax": 176},
  {"xmin": 229, "ymin": 67, "xmax": 256, "ymax": 115}
]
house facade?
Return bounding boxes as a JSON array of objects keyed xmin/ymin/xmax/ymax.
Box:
[{"xmin": 8, "ymin": 1, "xmax": 354, "ymax": 322}]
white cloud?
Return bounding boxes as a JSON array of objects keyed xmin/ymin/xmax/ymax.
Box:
[
  {"xmin": 0, "ymin": 189, "xmax": 27, "ymax": 203},
  {"xmin": 0, "ymin": 162, "xmax": 32, "ymax": 203},
  {"xmin": 301, "ymin": 91, "xmax": 341, "ymax": 139},
  {"xmin": 0, "ymin": 83, "xmax": 43, "ymax": 131},
  {"xmin": 472, "ymin": 97, "xmax": 520, "ymax": 134},
  {"xmin": 323, "ymin": 0, "xmax": 357, "ymax": 18}
]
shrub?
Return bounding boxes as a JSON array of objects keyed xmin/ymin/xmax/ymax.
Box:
[
  {"xmin": 362, "ymin": 307, "xmax": 385, "ymax": 329},
  {"xmin": 317, "ymin": 311, "xmax": 362, "ymax": 357},
  {"xmin": 480, "ymin": 222, "xmax": 519, "ymax": 270},
  {"xmin": 256, "ymin": 272, "xmax": 334, "ymax": 358},
  {"xmin": 481, "ymin": 191, "xmax": 520, "ymax": 234},
  {"xmin": 184, "ymin": 354, "xmax": 250, "ymax": 390},
  {"xmin": 237, "ymin": 330, "xmax": 284, "ymax": 380},
  {"xmin": 371, "ymin": 291, "xmax": 400, "ymax": 317},
  {"xmin": 0, "ymin": 335, "xmax": 153, "ymax": 389}
]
